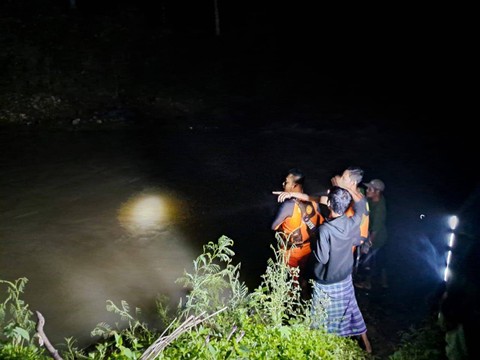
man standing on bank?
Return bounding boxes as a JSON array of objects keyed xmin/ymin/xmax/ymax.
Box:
[
  {"xmin": 356, "ymin": 179, "xmax": 388, "ymax": 290},
  {"xmin": 309, "ymin": 177, "xmax": 372, "ymax": 353},
  {"xmin": 271, "ymin": 168, "xmax": 324, "ymax": 299}
]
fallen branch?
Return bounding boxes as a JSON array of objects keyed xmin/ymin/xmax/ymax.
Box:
[
  {"xmin": 140, "ymin": 306, "xmax": 228, "ymax": 360},
  {"xmin": 35, "ymin": 311, "xmax": 63, "ymax": 360}
]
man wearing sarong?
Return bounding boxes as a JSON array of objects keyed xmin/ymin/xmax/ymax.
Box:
[{"xmin": 309, "ymin": 179, "xmax": 372, "ymax": 354}]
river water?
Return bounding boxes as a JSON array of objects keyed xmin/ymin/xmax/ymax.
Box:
[{"xmin": 0, "ymin": 113, "xmax": 472, "ymax": 347}]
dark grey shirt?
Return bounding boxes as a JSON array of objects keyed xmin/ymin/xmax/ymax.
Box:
[{"xmin": 310, "ymin": 197, "xmax": 366, "ymax": 284}]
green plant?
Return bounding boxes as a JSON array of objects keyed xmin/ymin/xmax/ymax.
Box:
[
  {"xmin": 247, "ymin": 233, "xmax": 310, "ymax": 328},
  {"xmin": 0, "ymin": 236, "xmax": 371, "ymax": 359},
  {"xmin": 153, "ymin": 235, "xmax": 367, "ymax": 359},
  {"xmin": 0, "ymin": 278, "xmax": 50, "ymax": 359},
  {"xmin": 82, "ymin": 300, "xmax": 159, "ymax": 359},
  {"xmin": 175, "ymin": 235, "xmax": 249, "ymax": 320}
]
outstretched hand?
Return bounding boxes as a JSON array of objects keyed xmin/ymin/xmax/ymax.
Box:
[
  {"xmin": 272, "ymin": 191, "xmax": 292, "ymax": 203},
  {"xmin": 273, "ymin": 191, "xmax": 310, "ymax": 203}
]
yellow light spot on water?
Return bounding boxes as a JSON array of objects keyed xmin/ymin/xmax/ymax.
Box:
[
  {"xmin": 132, "ymin": 197, "xmax": 166, "ymax": 228},
  {"xmin": 117, "ymin": 191, "xmax": 180, "ymax": 235}
]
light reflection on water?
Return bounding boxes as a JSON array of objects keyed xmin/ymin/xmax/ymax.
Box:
[
  {"xmin": 0, "ymin": 131, "xmax": 198, "ymax": 347},
  {"xmin": 1, "ymin": 122, "xmax": 462, "ymax": 349},
  {"xmin": 2, "ymin": 190, "xmax": 196, "ymax": 347},
  {"xmin": 117, "ymin": 191, "xmax": 179, "ymax": 236}
]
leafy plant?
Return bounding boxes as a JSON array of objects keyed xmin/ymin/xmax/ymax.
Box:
[
  {"xmin": 0, "ymin": 236, "xmax": 373, "ymax": 359},
  {"xmin": 0, "ymin": 278, "xmax": 50, "ymax": 359},
  {"xmin": 175, "ymin": 235, "xmax": 249, "ymax": 320},
  {"xmin": 247, "ymin": 233, "xmax": 310, "ymax": 328},
  {"xmin": 68, "ymin": 300, "xmax": 158, "ymax": 359},
  {"xmin": 154, "ymin": 235, "xmax": 367, "ymax": 359}
]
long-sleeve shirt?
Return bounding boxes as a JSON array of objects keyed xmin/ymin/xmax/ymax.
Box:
[{"xmin": 310, "ymin": 197, "xmax": 366, "ymax": 284}]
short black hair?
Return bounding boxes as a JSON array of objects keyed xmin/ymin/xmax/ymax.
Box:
[
  {"xmin": 287, "ymin": 168, "xmax": 305, "ymax": 187},
  {"xmin": 328, "ymin": 186, "xmax": 352, "ymax": 215}
]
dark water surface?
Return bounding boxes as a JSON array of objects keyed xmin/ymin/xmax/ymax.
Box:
[{"xmin": 0, "ymin": 112, "xmax": 473, "ymax": 348}]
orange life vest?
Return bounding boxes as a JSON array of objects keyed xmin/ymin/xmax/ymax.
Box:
[
  {"xmin": 346, "ymin": 200, "xmax": 369, "ymax": 254},
  {"xmin": 278, "ymin": 200, "xmax": 324, "ymax": 245}
]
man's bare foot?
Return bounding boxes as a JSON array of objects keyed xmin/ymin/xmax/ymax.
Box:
[{"xmin": 361, "ymin": 332, "xmax": 372, "ymax": 353}]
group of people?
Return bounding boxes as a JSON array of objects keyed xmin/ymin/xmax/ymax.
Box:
[{"xmin": 271, "ymin": 166, "xmax": 389, "ymax": 354}]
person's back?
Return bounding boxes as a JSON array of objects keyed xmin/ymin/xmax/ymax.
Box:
[
  {"xmin": 273, "ymin": 199, "xmax": 320, "ymax": 245},
  {"xmin": 309, "ymin": 184, "xmax": 372, "ymax": 354},
  {"xmin": 311, "ymin": 186, "xmax": 365, "ymax": 284}
]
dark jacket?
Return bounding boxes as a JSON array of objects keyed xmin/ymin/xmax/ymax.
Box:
[{"xmin": 310, "ymin": 197, "xmax": 366, "ymax": 284}]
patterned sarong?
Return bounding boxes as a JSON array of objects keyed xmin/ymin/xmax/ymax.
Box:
[{"xmin": 311, "ymin": 274, "xmax": 367, "ymax": 336}]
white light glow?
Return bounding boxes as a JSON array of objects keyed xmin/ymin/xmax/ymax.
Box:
[
  {"xmin": 446, "ymin": 250, "xmax": 452, "ymax": 265},
  {"xmin": 444, "ymin": 250, "xmax": 453, "ymax": 282},
  {"xmin": 448, "ymin": 233, "xmax": 455, "ymax": 248},
  {"xmin": 448, "ymin": 215, "xmax": 459, "ymax": 230},
  {"xmin": 132, "ymin": 197, "xmax": 167, "ymax": 228},
  {"xmin": 117, "ymin": 192, "xmax": 179, "ymax": 235},
  {"xmin": 443, "ymin": 266, "xmax": 450, "ymax": 282},
  {"xmin": 443, "ymin": 215, "xmax": 460, "ymax": 283}
]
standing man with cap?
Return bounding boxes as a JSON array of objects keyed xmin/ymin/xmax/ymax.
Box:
[{"xmin": 356, "ymin": 179, "xmax": 388, "ymax": 290}]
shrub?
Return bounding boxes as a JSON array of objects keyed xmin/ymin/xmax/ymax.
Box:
[{"xmin": 1, "ymin": 236, "xmax": 370, "ymax": 359}]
